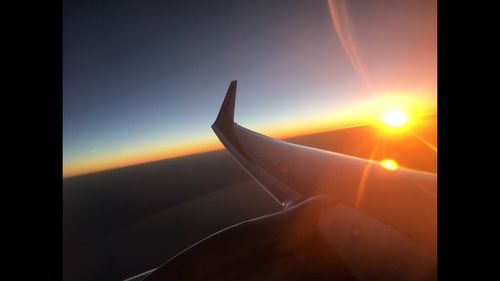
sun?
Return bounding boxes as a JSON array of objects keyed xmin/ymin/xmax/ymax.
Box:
[
  {"xmin": 380, "ymin": 158, "xmax": 399, "ymax": 171},
  {"xmin": 382, "ymin": 110, "xmax": 408, "ymax": 127}
]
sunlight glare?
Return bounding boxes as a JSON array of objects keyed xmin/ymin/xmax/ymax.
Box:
[
  {"xmin": 383, "ymin": 110, "xmax": 407, "ymax": 127},
  {"xmin": 381, "ymin": 158, "xmax": 399, "ymax": 171}
]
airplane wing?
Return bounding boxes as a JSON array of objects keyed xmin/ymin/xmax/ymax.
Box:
[
  {"xmin": 211, "ymin": 81, "xmax": 436, "ymax": 251},
  {"xmin": 211, "ymin": 80, "xmax": 303, "ymax": 207},
  {"xmin": 132, "ymin": 81, "xmax": 437, "ymax": 281}
]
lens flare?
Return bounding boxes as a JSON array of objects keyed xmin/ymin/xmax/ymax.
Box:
[
  {"xmin": 381, "ymin": 158, "xmax": 399, "ymax": 171},
  {"xmin": 326, "ymin": 0, "xmax": 376, "ymax": 95}
]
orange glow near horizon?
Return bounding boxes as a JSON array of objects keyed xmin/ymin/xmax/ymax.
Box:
[
  {"xmin": 379, "ymin": 109, "xmax": 413, "ymax": 134},
  {"xmin": 367, "ymin": 93, "xmax": 435, "ymax": 135},
  {"xmin": 63, "ymin": 139, "xmax": 223, "ymax": 179},
  {"xmin": 63, "ymin": 94, "xmax": 436, "ymax": 179}
]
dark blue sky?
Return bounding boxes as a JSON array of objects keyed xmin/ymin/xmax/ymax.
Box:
[{"xmin": 63, "ymin": 0, "xmax": 436, "ymax": 177}]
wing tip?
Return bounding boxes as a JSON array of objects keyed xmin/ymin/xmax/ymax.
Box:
[{"xmin": 213, "ymin": 80, "xmax": 238, "ymax": 126}]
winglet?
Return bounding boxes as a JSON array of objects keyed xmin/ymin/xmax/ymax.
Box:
[{"xmin": 213, "ymin": 80, "xmax": 237, "ymax": 126}]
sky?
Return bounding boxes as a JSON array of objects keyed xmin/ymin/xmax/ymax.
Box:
[{"xmin": 63, "ymin": 0, "xmax": 436, "ymax": 178}]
